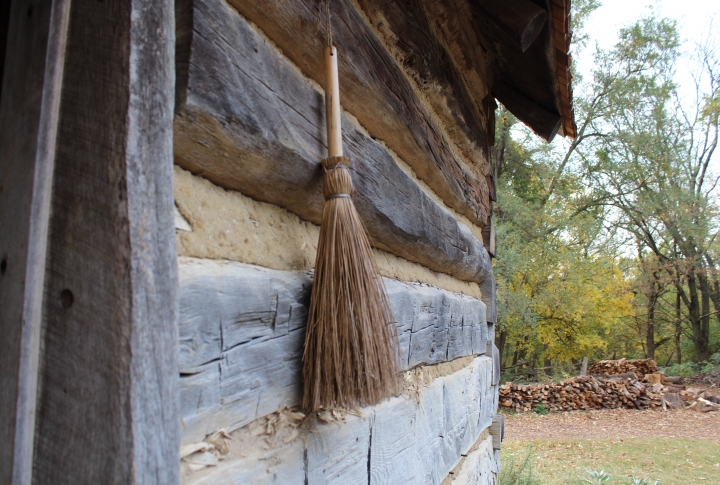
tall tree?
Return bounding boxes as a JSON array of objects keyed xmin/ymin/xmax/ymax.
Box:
[{"xmin": 588, "ymin": 17, "xmax": 720, "ymax": 361}]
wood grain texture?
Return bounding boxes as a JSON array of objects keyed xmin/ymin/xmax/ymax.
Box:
[
  {"xmin": 355, "ymin": 0, "xmax": 492, "ymax": 169},
  {"xmin": 183, "ymin": 356, "xmax": 496, "ymax": 485},
  {"xmin": 0, "ymin": 1, "xmax": 69, "ymax": 483},
  {"xmin": 178, "ymin": 0, "xmax": 492, "ymax": 227},
  {"xmin": 482, "ymin": 218, "xmax": 496, "ymax": 258},
  {"xmin": 492, "ymin": 79, "xmax": 562, "ymax": 142},
  {"xmin": 174, "ymin": 0, "xmax": 493, "ymax": 287},
  {"xmin": 178, "ymin": 258, "xmax": 488, "ymax": 444},
  {"xmin": 447, "ymin": 436, "xmax": 497, "ymax": 485},
  {"xmin": 31, "ymin": 0, "xmax": 179, "ymax": 483},
  {"xmin": 473, "ymin": 0, "xmax": 547, "ymax": 52},
  {"xmin": 425, "ymin": 0, "xmax": 563, "ymax": 142}
]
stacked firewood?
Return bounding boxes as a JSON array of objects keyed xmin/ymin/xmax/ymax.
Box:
[
  {"xmin": 588, "ymin": 358, "xmax": 658, "ymax": 376},
  {"xmin": 499, "ymin": 375, "xmax": 663, "ymax": 412}
]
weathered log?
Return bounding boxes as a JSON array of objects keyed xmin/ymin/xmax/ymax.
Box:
[
  {"xmin": 482, "ymin": 218, "xmax": 496, "ymax": 258},
  {"xmin": 355, "ymin": 0, "xmax": 492, "ymax": 164},
  {"xmin": 492, "ymin": 79, "xmax": 562, "ymax": 142},
  {"xmin": 178, "ymin": 258, "xmax": 488, "ymax": 443},
  {"xmin": 473, "ymin": 0, "xmax": 547, "ymax": 52},
  {"xmin": 30, "ymin": 0, "xmax": 180, "ymax": 483},
  {"xmin": 183, "ymin": 357, "xmax": 496, "ymax": 485},
  {"xmin": 174, "ymin": 0, "xmax": 493, "ymax": 287},
  {"xmin": 219, "ymin": 0, "xmax": 492, "ymax": 226},
  {"xmin": 0, "ymin": 1, "xmax": 69, "ymax": 481},
  {"xmin": 423, "ymin": 0, "xmax": 564, "ymax": 143}
]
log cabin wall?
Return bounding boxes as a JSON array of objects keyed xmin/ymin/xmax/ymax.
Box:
[
  {"xmin": 0, "ymin": 0, "xmax": 573, "ymax": 481},
  {"xmin": 173, "ymin": 0, "xmax": 573, "ymax": 482}
]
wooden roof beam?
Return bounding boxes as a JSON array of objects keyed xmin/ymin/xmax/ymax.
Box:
[
  {"xmin": 492, "ymin": 79, "xmax": 562, "ymax": 142},
  {"xmin": 472, "ymin": 0, "xmax": 548, "ymax": 52}
]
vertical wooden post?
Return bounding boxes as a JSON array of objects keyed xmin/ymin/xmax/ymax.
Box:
[
  {"xmin": 581, "ymin": 356, "xmax": 589, "ymax": 376},
  {"xmin": 0, "ymin": 1, "xmax": 70, "ymax": 483},
  {"xmin": 2, "ymin": 0, "xmax": 179, "ymax": 483}
]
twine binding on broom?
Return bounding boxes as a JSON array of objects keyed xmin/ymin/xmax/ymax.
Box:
[{"xmin": 302, "ymin": 156, "xmax": 400, "ymax": 413}]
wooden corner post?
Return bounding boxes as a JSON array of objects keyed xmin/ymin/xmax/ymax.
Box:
[{"xmin": 0, "ymin": 0, "xmax": 179, "ymax": 483}]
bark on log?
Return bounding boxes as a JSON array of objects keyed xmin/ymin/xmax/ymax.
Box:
[
  {"xmin": 174, "ymin": 0, "xmax": 493, "ymax": 287},
  {"xmin": 219, "ymin": 0, "xmax": 493, "ymax": 226}
]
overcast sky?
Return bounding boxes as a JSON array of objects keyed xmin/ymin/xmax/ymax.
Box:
[{"xmin": 576, "ymin": 0, "xmax": 719, "ymax": 98}]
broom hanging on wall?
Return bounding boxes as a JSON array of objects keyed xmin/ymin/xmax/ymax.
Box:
[{"xmin": 302, "ymin": 6, "xmax": 399, "ymax": 413}]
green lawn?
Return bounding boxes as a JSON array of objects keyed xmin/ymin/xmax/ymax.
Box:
[{"xmin": 501, "ymin": 438, "xmax": 720, "ymax": 485}]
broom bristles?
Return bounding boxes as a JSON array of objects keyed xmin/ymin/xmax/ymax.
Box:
[{"xmin": 302, "ymin": 156, "xmax": 399, "ymax": 413}]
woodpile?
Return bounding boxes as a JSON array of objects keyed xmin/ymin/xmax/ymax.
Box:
[
  {"xmin": 499, "ymin": 375, "xmax": 663, "ymax": 412},
  {"xmin": 588, "ymin": 358, "xmax": 658, "ymax": 376}
]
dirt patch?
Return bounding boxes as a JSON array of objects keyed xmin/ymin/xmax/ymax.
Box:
[{"xmin": 504, "ymin": 407, "xmax": 720, "ymax": 442}]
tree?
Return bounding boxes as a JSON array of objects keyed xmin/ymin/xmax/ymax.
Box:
[
  {"xmin": 587, "ymin": 17, "xmax": 720, "ymax": 361},
  {"xmin": 494, "ymin": 10, "xmax": 720, "ymax": 373}
]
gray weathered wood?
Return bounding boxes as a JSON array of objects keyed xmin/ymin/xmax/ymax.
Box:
[
  {"xmin": 178, "ymin": 258, "xmax": 487, "ymax": 444},
  {"xmin": 480, "ymin": 273, "xmax": 497, "ymax": 323},
  {"xmin": 30, "ymin": 0, "xmax": 179, "ymax": 483},
  {"xmin": 0, "ymin": 1, "xmax": 70, "ymax": 483},
  {"xmin": 174, "ymin": 0, "xmax": 493, "ymax": 287},
  {"xmin": 447, "ymin": 436, "xmax": 497, "ymax": 485},
  {"xmin": 221, "ymin": 0, "xmax": 492, "ymax": 226},
  {"xmin": 489, "ymin": 414, "xmax": 504, "ymax": 450},
  {"xmin": 482, "ymin": 218, "xmax": 496, "ymax": 258},
  {"xmin": 492, "ymin": 343, "xmax": 501, "ymax": 386},
  {"xmin": 184, "ymin": 356, "xmax": 495, "ymax": 485}
]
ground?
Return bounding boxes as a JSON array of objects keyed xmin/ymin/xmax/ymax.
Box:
[{"xmin": 502, "ymin": 408, "xmax": 720, "ymax": 484}]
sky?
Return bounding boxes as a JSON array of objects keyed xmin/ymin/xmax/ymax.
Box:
[{"xmin": 576, "ymin": 0, "xmax": 720, "ymax": 100}]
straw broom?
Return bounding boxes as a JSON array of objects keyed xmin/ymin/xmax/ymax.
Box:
[{"xmin": 302, "ymin": 44, "xmax": 399, "ymax": 413}]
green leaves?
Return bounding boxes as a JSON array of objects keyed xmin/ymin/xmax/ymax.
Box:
[{"xmin": 497, "ymin": 13, "xmax": 720, "ymax": 369}]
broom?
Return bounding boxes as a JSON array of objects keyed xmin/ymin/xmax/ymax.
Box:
[{"xmin": 301, "ymin": 42, "xmax": 399, "ymax": 414}]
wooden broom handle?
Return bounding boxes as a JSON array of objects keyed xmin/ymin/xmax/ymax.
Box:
[{"xmin": 324, "ymin": 46, "xmax": 343, "ymax": 157}]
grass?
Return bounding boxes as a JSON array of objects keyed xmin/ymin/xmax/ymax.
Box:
[{"xmin": 502, "ymin": 438, "xmax": 720, "ymax": 485}]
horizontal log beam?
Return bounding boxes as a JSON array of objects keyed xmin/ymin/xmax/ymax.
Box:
[
  {"xmin": 222, "ymin": 0, "xmax": 492, "ymax": 226},
  {"xmin": 183, "ymin": 356, "xmax": 496, "ymax": 485},
  {"xmin": 355, "ymin": 0, "xmax": 492, "ymax": 165},
  {"xmin": 174, "ymin": 0, "xmax": 493, "ymax": 287},
  {"xmin": 492, "ymin": 79, "xmax": 562, "ymax": 142},
  {"xmin": 178, "ymin": 258, "xmax": 488, "ymax": 443}
]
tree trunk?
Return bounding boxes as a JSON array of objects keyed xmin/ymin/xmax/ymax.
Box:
[
  {"xmin": 675, "ymin": 291, "xmax": 682, "ymax": 364},
  {"xmin": 705, "ymin": 254, "xmax": 720, "ymax": 325},
  {"xmin": 646, "ymin": 292, "xmax": 656, "ymax": 360},
  {"xmin": 687, "ymin": 272, "xmax": 710, "ymax": 362},
  {"xmin": 497, "ymin": 329, "xmax": 507, "ymax": 367}
]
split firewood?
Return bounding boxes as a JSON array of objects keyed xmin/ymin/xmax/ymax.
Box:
[
  {"xmin": 587, "ymin": 358, "xmax": 659, "ymax": 376},
  {"xmin": 499, "ymin": 375, "xmax": 663, "ymax": 412}
]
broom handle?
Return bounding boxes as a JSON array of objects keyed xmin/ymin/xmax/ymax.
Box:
[{"xmin": 324, "ymin": 46, "xmax": 343, "ymax": 157}]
